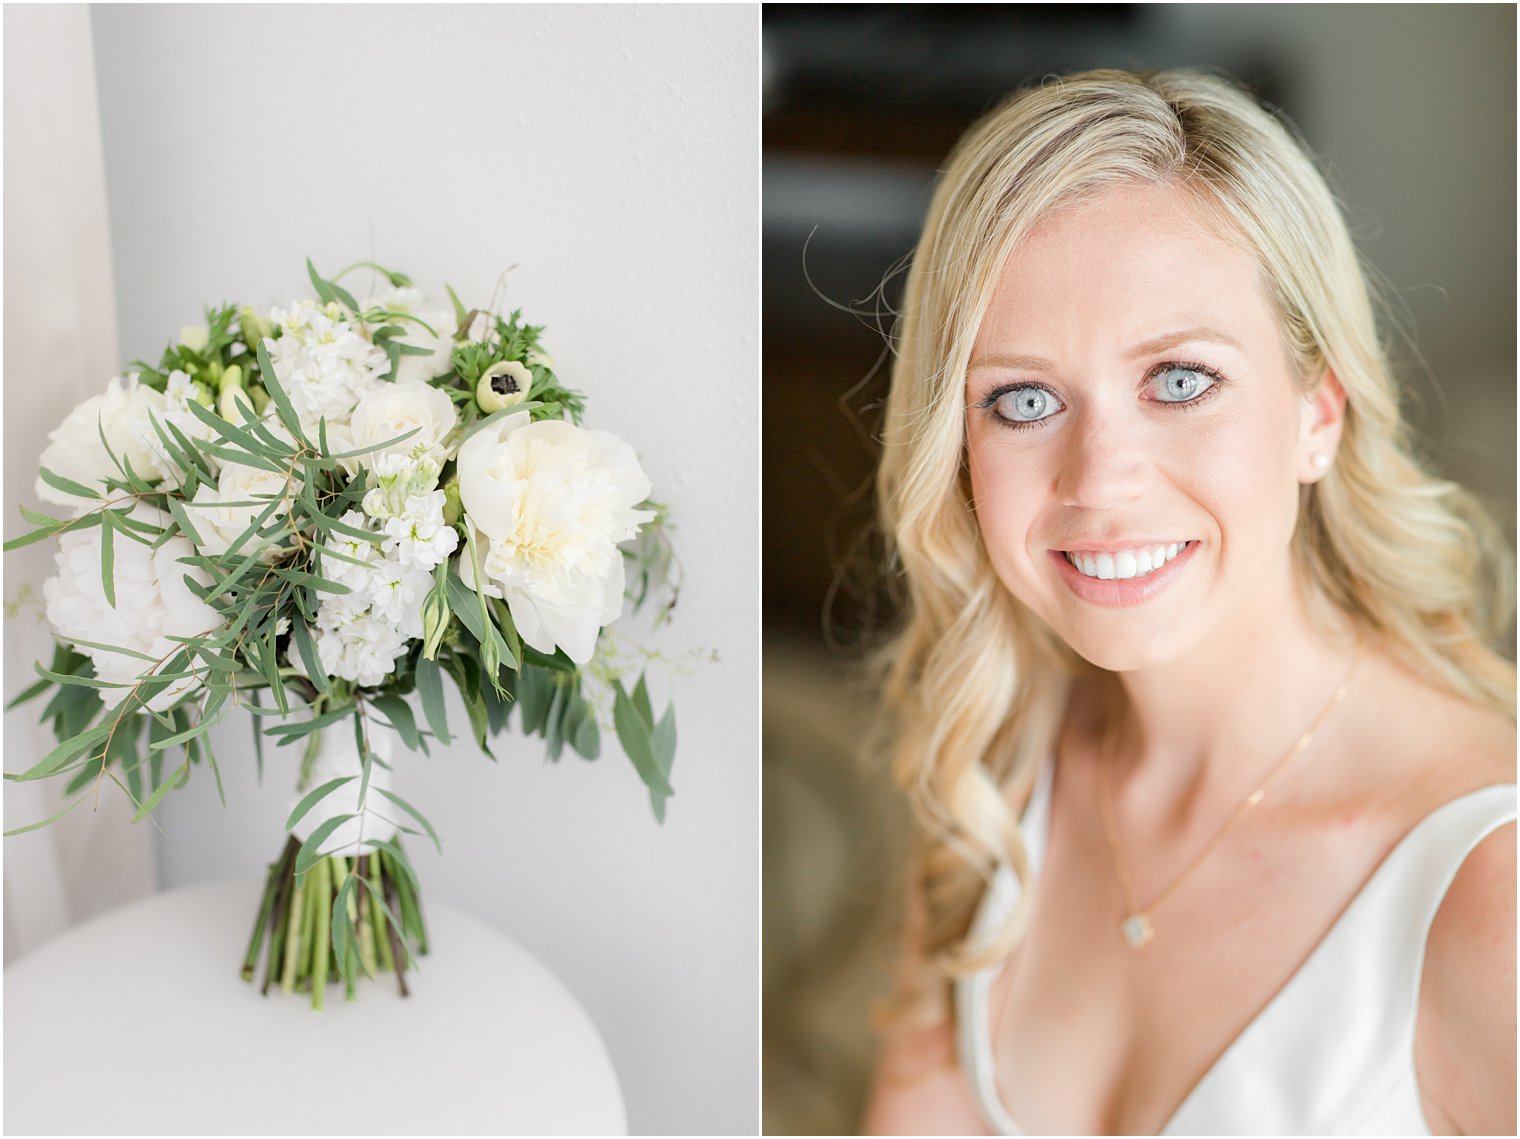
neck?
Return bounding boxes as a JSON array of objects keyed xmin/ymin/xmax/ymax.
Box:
[{"xmin": 1102, "ymin": 567, "xmax": 1358, "ymax": 815}]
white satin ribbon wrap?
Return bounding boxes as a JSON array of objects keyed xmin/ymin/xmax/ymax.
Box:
[{"xmin": 288, "ymin": 722, "xmax": 401, "ymax": 858}]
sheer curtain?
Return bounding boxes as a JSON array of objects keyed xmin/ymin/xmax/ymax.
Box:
[{"xmin": 3, "ymin": 5, "xmax": 154, "ymax": 965}]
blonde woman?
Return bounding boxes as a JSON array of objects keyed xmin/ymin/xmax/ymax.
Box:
[{"xmin": 863, "ymin": 70, "xmax": 1515, "ymax": 1136}]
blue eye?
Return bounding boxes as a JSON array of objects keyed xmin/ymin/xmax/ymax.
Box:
[
  {"xmin": 991, "ymin": 385, "xmax": 1063, "ymax": 425},
  {"xmin": 1149, "ymin": 364, "xmax": 1217, "ymax": 404}
]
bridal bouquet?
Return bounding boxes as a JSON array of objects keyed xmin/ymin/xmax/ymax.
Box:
[{"xmin": 6, "ymin": 260, "xmax": 679, "ymax": 1009}]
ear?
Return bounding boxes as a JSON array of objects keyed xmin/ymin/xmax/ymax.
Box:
[{"xmin": 1297, "ymin": 368, "xmax": 1347, "ymax": 484}]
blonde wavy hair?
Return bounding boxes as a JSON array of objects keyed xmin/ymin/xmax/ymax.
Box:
[{"xmin": 875, "ymin": 68, "xmax": 1515, "ymax": 1022}]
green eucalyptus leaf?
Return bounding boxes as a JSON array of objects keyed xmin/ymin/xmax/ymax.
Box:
[
  {"xmin": 295, "ymin": 814, "xmax": 354, "ymax": 879},
  {"xmin": 373, "ymin": 789, "xmax": 442, "ymax": 855},
  {"xmin": 286, "ymin": 775, "xmax": 356, "ymax": 832}
]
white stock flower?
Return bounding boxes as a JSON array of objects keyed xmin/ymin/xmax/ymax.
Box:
[
  {"xmin": 42, "ymin": 505, "xmax": 221, "ymax": 711},
  {"xmin": 341, "ymin": 381, "xmax": 457, "ymax": 476},
  {"xmin": 378, "ymin": 492, "xmax": 458, "ymax": 571},
  {"xmin": 36, "ymin": 375, "xmax": 171, "ymax": 506},
  {"xmin": 360, "ymin": 449, "xmax": 444, "ymax": 519},
  {"xmin": 457, "ymin": 414, "xmax": 653, "ymax": 664},
  {"xmin": 182, "ymin": 461, "xmax": 292, "ymax": 559},
  {"xmin": 298, "ymin": 510, "xmax": 433, "ymax": 688},
  {"xmin": 264, "ymin": 299, "xmax": 389, "ymax": 437}
]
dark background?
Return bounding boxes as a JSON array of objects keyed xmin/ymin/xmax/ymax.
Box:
[{"xmin": 762, "ymin": 5, "xmax": 1517, "ymax": 1135}]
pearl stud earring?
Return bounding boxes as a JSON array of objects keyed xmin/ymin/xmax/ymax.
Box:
[{"xmin": 1311, "ymin": 452, "xmax": 1331, "ymax": 472}]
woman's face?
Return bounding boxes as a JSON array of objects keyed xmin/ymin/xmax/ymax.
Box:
[{"xmin": 965, "ymin": 181, "xmax": 1336, "ymax": 672}]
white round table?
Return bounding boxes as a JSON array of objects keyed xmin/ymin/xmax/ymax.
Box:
[{"xmin": 4, "ymin": 880, "xmax": 626, "ymax": 1135}]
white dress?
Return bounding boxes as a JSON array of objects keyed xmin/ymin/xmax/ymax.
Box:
[{"xmin": 954, "ymin": 759, "xmax": 1517, "ymax": 1135}]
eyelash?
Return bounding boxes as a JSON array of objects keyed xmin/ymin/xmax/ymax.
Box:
[{"xmin": 976, "ymin": 360, "xmax": 1228, "ymax": 432}]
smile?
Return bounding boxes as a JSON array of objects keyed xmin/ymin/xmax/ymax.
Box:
[{"xmin": 1062, "ymin": 542, "xmax": 1189, "ymax": 581}]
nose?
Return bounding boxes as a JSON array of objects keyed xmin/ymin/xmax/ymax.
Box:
[{"xmin": 1054, "ymin": 407, "xmax": 1148, "ymax": 510}]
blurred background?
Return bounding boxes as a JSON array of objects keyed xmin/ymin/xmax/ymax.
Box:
[{"xmin": 761, "ymin": 4, "xmax": 1516, "ymax": 1134}]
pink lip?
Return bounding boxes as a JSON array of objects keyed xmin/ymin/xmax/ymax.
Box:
[
  {"xmin": 1059, "ymin": 538, "xmax": 1190, "ymax": 555},
  {"xmin": 1048, "ymin": 541, "xmax": 1199, "ymax": 608}
]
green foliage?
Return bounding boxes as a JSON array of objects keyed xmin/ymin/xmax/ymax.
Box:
[{"xmin": 5, "ymin": 257, "xmax": 685, "ymax": 843}]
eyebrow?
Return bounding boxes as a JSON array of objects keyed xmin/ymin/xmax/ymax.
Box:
[{"xmin": 968, "ymin": 326, "xmax": 1244, "ymax": 374}]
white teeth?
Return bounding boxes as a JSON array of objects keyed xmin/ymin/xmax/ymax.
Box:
[{"xmin": 1065, "ymin": 542, "xmax": 1188, "ymax": 581}]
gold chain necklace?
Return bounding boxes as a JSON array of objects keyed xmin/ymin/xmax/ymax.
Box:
[{"xmin": 1096, "ymin": 646, "xmax": 1359, "ymax": 950}]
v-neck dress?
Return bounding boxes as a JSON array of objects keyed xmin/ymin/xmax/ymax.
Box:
[{"xmin": 954, "ymin": 759, "xmax": 1517, "ymax": 1135}]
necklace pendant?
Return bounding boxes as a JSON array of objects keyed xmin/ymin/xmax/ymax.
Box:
[{"xmin": 1121, "ymin": 913, "xmax": 1154, "ymax": 949}]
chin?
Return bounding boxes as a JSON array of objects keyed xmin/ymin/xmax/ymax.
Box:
[{"xmin": 1037, "ymin": 608, "xmax": 1203, "ymax": 675}]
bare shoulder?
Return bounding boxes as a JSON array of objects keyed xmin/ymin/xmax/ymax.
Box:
[
  {"xmin": 1358, "ymin": 647, "xmax": 1515, "ymax": 795},
  {"xmin": 1413, "ymin": 811, "xmax": 1517, "ymax": 1134},
  {"xmin": 862, "ymin": 1022, "xmax": 991, "ymax": 1136}
]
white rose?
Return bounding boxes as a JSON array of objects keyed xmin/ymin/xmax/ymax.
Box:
[
  {"xmin": 36, "ymin": 375, "xmax": 171, "ymax": 506},
  {"xmin": 42, "ymin": 504, "xmax": 221, "ymax": 711},
  {"xmin": 183, "ymin": 461, "xmax": 292, "ymax": 559},
  {"xmin": 457, "ymin": 414, "xmax": 654, "ymax": 664},
  {"xmin": 362, "ymin": 287, "xmax": 457, "ymax": 384},
  {"xmin": 340, "ymin": 381, "xmax": 458, "ymax": 476}
]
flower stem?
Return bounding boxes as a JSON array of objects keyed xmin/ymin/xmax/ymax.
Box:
[
  {"xmin": 370, "ymin": 855, "xmax": 395, "ymax": 975},
  {"xmin": 311, "ymin": 857, "xmax": 331, "ymax": 1012},
  {"xmin": 261, "ymin": 837, "xmax": 300, "ymax": 995},
  {"xmin": 241, "ymin": 861, "xmax": 279, "ymax": 982},
  {"xmin": 355, "ymin": 854, "xmax": 379, "ymax": 981},
  {"xmin": 281, "ymin": 869, "xmax": 305, "ymax": 995},
  {"xmin": 380, "ymin": 866, "xmax": 411, "ymax": 998}
]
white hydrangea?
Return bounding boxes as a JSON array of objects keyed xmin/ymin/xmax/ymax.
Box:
[
  {"xmin": 42, "ymin": 504, "xmax": 221, "ymax": 711},
  {"xmin": 264, "ymin": 299, "xmax": 389, "ymax": 438}
]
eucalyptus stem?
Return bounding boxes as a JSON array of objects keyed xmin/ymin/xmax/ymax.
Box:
[
  {"xmin": 281, "ymin": 869, "xmax": 305, "ymax": 994},
  {"xmin": 343, "ymin": 858, "xmax": 360, "ymax": 1001},
  {"xmin": 311, "ymin": 857, "xmax": 331, "ymax": 1012}
]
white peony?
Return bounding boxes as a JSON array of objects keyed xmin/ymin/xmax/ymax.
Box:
[
  {"xmin": 36, "ymin": 375, "xmax": 171, "ymax": 506},
  {"xmin": 42, "ymin": 504, "xmax": 221, "ymax": 711},
  {"xmin": 338, "ymin": 381, "xmax": 457, "ymax": 476},
  {"xmin": 457, "ymin": 414, "xmax": 654, "ymax": 664},
  {"xmin": 182, "ymin": 460, "xmax": 292, "ymax": 559}
]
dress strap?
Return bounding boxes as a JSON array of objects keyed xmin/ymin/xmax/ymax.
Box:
[
  {"xmin": 1167, "ymin": 783, "xmax": 1517, "ymax": 1136},
  {"xmin": 953, "ymin": 757, "xmax": 1054, "ymax": 1137}
]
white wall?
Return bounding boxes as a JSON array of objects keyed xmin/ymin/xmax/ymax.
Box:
[
  {"xmin": 2, "ymin": 4, "xmax": 155, "ymax": 965},
  {"xmin": 89, "ymin": 5, "xmax": 758, "ymax": 1134}
]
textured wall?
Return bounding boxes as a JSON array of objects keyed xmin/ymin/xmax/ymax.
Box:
[{"xmin": 90, "ymin": 5, "xmax": 757, "ymax": 1134}]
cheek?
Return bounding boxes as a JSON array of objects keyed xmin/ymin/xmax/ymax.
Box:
[
  {"xmin": 1192, "ymin": 407, "xmax": 1302, "ymax": 551},
  {"xmin": 966, "ymin": 432, "xmax": 1046, "ymax": 585}
]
